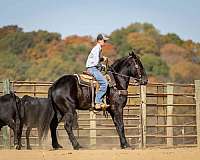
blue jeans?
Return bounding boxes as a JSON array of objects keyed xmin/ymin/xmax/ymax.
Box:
[{"xmin": 87, "ymin": 67, "xmax": 108, "ymax": 104}]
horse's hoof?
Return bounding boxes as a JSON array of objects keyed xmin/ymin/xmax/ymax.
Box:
[
  {"xmin": 57, "ymin": 144, "xmax": 63, "ymax": 148},
  {"xmin": 73, "ymin": 144, "xmax": 83, "ymax": 150},
  {"xmin": 27, "ymin": 147, "xmax": 32, "ymax": 150},
  {"xmin": 124, "ymin": 147, "xmax": 132, "ymax": 150},
  {"xmin": 53, "ymin": 144, "xmax": 63, "ymax": 150},
  {"xmin": 14, "ymin": 145, "xmax": 21, "ymax": 150},
  {"xmin": 121, "ymin": 143, "xmax": 131, "ymax": 149},
  {"xmin": 20, "ymin": 144, "xmax": 25, "ymax": 147}
]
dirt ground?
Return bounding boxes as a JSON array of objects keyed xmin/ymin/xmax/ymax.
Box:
[{"xmin": 0, "ymin": 148, "xmax": 200, "ymax": 160}]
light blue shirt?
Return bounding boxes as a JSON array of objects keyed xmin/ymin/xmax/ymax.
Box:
[{"xmin": 86, "ymin": 43, "xmax": 102, "ymax": 68}]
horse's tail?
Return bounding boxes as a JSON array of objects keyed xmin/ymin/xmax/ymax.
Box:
[
  {"xmin": 11, "ymin": 92, "xmax": 21, "ymax": 130},
  {"xmin": 10, "ymin": 92, "xmax": 19, "ymax": 112},
  {"xmin": 40, "ymin": 86, "xmax": 55, "ymax": 140}
]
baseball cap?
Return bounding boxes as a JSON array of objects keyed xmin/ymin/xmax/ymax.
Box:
[{"xmin": 97, "ymin": 34, "xmax": 109, "ymax": 41}]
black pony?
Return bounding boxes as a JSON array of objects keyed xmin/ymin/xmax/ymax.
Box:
[{"xmin": 46, "ymin": 51, "xmax": 148, "ymax": 150}]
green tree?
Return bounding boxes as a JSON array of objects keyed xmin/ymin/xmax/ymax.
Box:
[
  {"xmin": 127, "ymin": 32, "xmax": 159, "ymax": 55},
  {"xmin": 0, "ymin": 51, "xmax": 30, "ymax": 80},
  {"xmin": 160, "ymin": 33, "xmax": 183, "ymax": 46},
  {"xmin": 110, "ymin": 22, "xmax": 160, "ymax": 57},
  {"xmin": 141, "ymin": 54, "xmax": 169, "ymax": 77}
]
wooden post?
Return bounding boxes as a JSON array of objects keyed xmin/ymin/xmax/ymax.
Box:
[
  {"xmin": 167, "ymin": 83, "xmax": 174, "ymax": 146},
  {"xmin": 141, "ymin": 85, "xmax": 146, "ymax": 148},
  {"xmin": 2, "ymin": 79, "xmax": 11, "ymax": 149},
  {"xmin": 90, "ymin": 111, "xmax": 96, "ymax": 149},
  {"xmin": 195, "ymin": 80, "xmax": 200, "ymax": 148}
]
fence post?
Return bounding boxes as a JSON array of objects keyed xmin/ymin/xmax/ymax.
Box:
[
  {"xmin": 90, "ymin": 111, "xmax": 96, "ymax": 148},
  {"xmin": 167, "ymin": 83, "xmax": 174, "ymax": 146},
  {"xmin": 141, "ymin": 85, "xmax": 147, "ymax": 148},
  {"xmin": 195, "ymin": 80, "xmax": 200, "ymax": 148},
  {"xmin": 2, "ymin": 79, "xmax": 11, "ymax": 149}
]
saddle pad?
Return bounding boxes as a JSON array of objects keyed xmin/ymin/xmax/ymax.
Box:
[
  {"xmin": 74, "ymin": 73, "xmax": 111, "ymax": 90},
  {"xmin": 80, "ymin": 74, "xmax": 96, "ymax": 81},
  {"xmin": 74, "ymin": 74, "xmax": 99, "ymax": 89}
]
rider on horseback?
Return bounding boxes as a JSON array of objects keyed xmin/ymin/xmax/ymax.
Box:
[{"xmin": 86, "ymin": 34, "xmax": 109, "ymax": 109}]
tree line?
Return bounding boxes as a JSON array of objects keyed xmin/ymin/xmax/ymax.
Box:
[{"xmin": 0, "ymin": 23, "xmax": 199, "ymax": 83}]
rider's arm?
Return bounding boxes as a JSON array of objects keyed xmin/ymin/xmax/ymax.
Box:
[{"xmin": 86, "ymin": 45, "xmax": 101, "ymax": 67}]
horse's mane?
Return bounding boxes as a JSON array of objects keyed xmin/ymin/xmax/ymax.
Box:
[{"xmin": 110, "ymin": 56, "xmax": 129, "ymax": 71}]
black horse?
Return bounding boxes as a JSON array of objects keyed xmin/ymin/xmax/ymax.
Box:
[
  {"xmin": 45, "ymin": 51, "xmax": 148, "ymax": 150},
  {"xmin": 0, "ymin": 93, "xmax": 22, "ymax": 149},
  {"xmin": 21, "ymin": 95, "xmax": 53, "ymax": 149}
]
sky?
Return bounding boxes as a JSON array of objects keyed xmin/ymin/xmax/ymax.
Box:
[{"xmin": 0, "ymin": 0, "xmax": 200, "ymax": 42}]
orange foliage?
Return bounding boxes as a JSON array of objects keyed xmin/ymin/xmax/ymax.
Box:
[
  {"xmin": 0, "ymin": 25, "xmax": 22, "ymax": 38},
  {"xmin": 182, "ymin": 40, "xmax": 196, "ymax": 52},
  {"xmin": 25, "ymin": 40, "xmax": 65, "ymax": 59},
  {"xmin": 160, "ymin": 44, "xmax": 189, "ymax": 65},
  {"xmin": 25, "ymin": 43, "xmax": 48, "ymax": 60},
  {"xmin": 64, "ymin": 35, "xmax": 117, "ymax": 59},
  {"xmin": 170, "ymin": 60, "xmax": 200, "ymax": 82},
  {"xmin": 102, "ymin": 43, "xmax": 117, "ymax": 57},
  {"xmin": 46, "ymin": 40, "xmax": 65, "ymax": 58},
  {"xmin": 148, "ymin": 76, "xmax": 162, "ymax": 83},
  {"xmin": 64, "ymin": 35, "xmax": 93, "ymax": 47}
]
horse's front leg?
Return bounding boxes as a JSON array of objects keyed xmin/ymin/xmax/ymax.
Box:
[{"xmin": 108, "ymin": 106, "xmax": 130, "ymax": 149}]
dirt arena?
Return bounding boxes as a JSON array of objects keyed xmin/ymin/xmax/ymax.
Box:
[{"xmin": 0, "ymin": 148, "xmax": 200, "ymax": 160}]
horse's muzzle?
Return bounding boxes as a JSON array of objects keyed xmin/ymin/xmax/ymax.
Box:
[
  {"xmin": 129, "ymin": 77, "xmax": 148, "ymax": 86},
  {"xmin": 140, "ymin": 79, "xmax": 148, "ymax": 85}
]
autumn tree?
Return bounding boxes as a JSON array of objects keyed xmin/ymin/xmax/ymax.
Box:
[
  {"xmin": 110, "ymin": 22, "xmax": 160, "ymax": 57},
  {"xmin": 170, "ymin": 60, "xmax": 200, "ymax": 83},
  {"xmin": 160, "ymin": 43, "xmax": 189, "ymax": 65},
  {"xmin": 0, "ymin": 24, "xmax": 199, "ymax": 82}
]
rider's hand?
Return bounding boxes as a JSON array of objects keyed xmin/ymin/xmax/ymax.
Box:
[
  {"xmin": 103, "ymin": 56, "xmax": 108, "ymax": 62},
  {"xmin": 101, "ymin": 64, "xmax": 106, "ymax": 71}
]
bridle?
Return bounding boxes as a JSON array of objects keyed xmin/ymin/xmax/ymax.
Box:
[
  {"xmin": 108, "ymin": 56, "xmax": 142, "ymax": 83},
  {"xmin": 131, "ymin": 55, "xmax": 142, "ymax": 80}
]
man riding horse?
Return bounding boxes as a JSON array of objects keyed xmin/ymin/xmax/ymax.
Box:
[
  {"xmin": 86, "ymin": 34, "xmax": 109, "ymax": 110},
  {"xmin": 46, "ymin": 35, "xmax": 148, "ymax": 150}
]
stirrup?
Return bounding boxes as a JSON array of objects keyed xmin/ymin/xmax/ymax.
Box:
[
  {"xmin": 95, "ymin": 103, "xmax": 110, "ymax": 110},
  {"xmin": 89, "ymin": 107, "xmax": 101, "ymax": 114},
  {"xmin": 101, "ymin": 103, "xmax": 110, "ymax": 110},
  {"xmin": 95, "ymin": 103, "xmax": 102, "ymax": 110}
]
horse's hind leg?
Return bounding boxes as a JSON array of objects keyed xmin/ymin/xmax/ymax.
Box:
[
  {"xmin": 7, "ymin": 119, "xmax": 19, "ymax": 149},
  {"xmin": 50, "ymin": 114, "xmax": 63, "ymax": 149},
  {"xmin": 38, "ymin": 128, "xmax": 42, "ymax": 149},
  {"xmin": 72, "ymin": 110, "xmax": 79, "ymax": 129},
  {"xmin": 26, "ymin": 127, "xmax": 32, "ymax": 150},
  {"xmin": 64, "ymin": 105, "xmax": 81, "ymax": 150}
]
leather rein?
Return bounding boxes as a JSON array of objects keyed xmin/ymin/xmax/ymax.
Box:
[{"xmin": 107, "ymin": 57, "xmax": 142, "ymax": 96}]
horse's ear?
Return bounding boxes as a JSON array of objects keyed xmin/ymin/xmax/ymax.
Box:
[
  {"xmin": 129, "ymin": 51, "xmax": 134, "ymax": 56},
  {"xmin": 129, "ymin": 50, "xmax": 136, "ymax": 57}
]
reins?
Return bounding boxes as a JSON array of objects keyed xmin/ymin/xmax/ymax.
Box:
[
  {"xmin": 108, "ymin": 66, "xmax": 142, "ymax": 82},
  {"xmin": 105, "ymin": 55, "xmax": 142, "ymax": 82}
]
